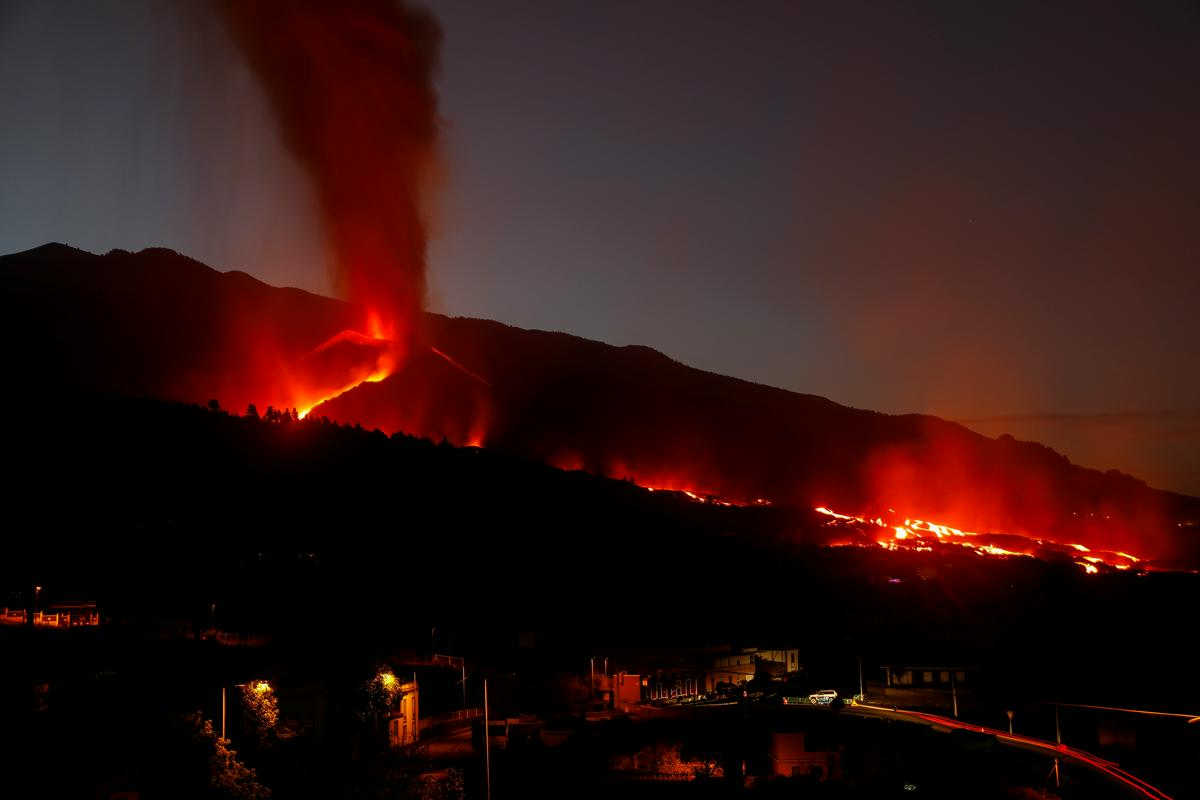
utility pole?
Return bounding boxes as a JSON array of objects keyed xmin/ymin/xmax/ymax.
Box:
[
  {"xmin": 483, "ymin": 678, "xmax": 491, "ymax": 800},
  {"xmin": 223, "ymin": 683, "xmax": 246, "ymax": 741},
  {"xmin": 857, "ymin": 656, "xmax": 864, "ymax": 702},
  {"xmin": 1054, "ymin": 703, "xmax": 1062, "ymax": 788},
  {"xmin": 951, "ymin": 671, "xmax": 958, "ymax": 719}
]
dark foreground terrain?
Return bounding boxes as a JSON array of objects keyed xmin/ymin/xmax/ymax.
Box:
[{"xmin": 2, "ymin": 394, "xmax": 1198, "ymax": 797}]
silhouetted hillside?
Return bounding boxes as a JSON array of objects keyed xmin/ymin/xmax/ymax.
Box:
[
  {"xmin": 2, "ymin": 243, "xmax": 1197, "ymax": 561},
  {"xmin": 4, "ymin": 393, "xmax": 1199, "ymax": 713}
]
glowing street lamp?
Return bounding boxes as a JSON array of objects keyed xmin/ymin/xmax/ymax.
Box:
[{"xmin": 34, "ymin": 585, "xmax": 41, "ymax": 614}]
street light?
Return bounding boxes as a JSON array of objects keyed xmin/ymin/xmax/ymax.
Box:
[{"xmin": 34, "ymin": 585, "xmax": 41, "ymax": 615}]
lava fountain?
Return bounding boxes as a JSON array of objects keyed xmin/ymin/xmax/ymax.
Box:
[{"xmin": 222, "ymin": 0, "xmax": 442, "ymax": 407}]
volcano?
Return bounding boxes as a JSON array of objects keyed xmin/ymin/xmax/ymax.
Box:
[{"xmin": 3, "ymin": 243, "xmax": 1197, "ymax": 564}]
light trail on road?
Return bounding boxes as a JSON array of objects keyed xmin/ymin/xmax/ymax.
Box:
[{"xmin": 850, "ymin": 703, "xmax": 1174, "ymax": 799}]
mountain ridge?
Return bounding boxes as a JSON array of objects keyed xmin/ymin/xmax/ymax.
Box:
[{"xmin": 2, "ymin": 243, "xmax": 1195, "ymax": 560}]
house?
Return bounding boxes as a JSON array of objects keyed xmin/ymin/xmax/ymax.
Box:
[
  {"xmin": 707, "ymin": 648, "xmax": 799, "ymax": 692},
  {"xmin": 644, "ymin": 666, "xmax": 704, "ymax": 703},
  {"xmin": 386, "ymin": 678, "xmax": 420, "ymax": 746},
  {"xmin": 629, "ymin": 645, "xmax": 801, "ymax": 703}
]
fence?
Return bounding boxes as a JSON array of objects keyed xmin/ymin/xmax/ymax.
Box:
[{"xmin": 418, "ymin": 707, "xmax": 483, "ymax": 734}]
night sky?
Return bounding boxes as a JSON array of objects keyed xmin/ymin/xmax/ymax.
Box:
[{"xmin": 1, "ymin": 1, "xmax": 1197, "ymax": 495}]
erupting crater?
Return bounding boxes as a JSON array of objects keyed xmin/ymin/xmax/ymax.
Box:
[{"xmin": 286, "ymin": 329, "xmax": 397, "ymax": 418}]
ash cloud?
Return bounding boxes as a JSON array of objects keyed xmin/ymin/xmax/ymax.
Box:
[{"xmin": 221, "ymin": 0, "xmax": 442, "ymax": 354}]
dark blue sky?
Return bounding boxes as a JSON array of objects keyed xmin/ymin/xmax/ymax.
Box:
[{"xmin": 1, "ymin": 0, "xmax": 1197, "ymax": 494}]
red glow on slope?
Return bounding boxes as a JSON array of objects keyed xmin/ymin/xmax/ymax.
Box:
[
  {"xmin": 302, "ymin": 342, "xmax": 493, "ymax": 448},
  {"xmin": 608, "ymin": 459, "xmax": 767, "ymax": 506},
  {"xmin": 858, "ymin": 420, "xmax": 1174, "ymax": 560},
  {"xmin": 275, "ymin": 326, "xmax": 398, "ymax": 418}
]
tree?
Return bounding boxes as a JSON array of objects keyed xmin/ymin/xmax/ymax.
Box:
[
  {"xmin": 358, "ymin": 667, "xmax": 402, "ymax": 721},
  {"xmin": 240, "ymin": 681, "xmax": 282, "ymax": 747},
  {"xmin": 245, "ymin": 403, "xmax": 260, "ymax": 420},
  {"xmin": 181, "ymin": 712, "xmax": 271, "ymax": 799}
]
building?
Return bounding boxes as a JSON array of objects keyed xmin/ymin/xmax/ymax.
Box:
[
  {"xmin": 768, "ymin": 732, "xmax": 840, "ymax": 780},
  {"xmin": 386, "ymin": 678, "xmax": 420, "ymax": 747},
  {"xmin": 0, "ymin": 600, "xmax": 100, "ymax": 628},
  {"xmin": 611, "ymin": 672, "xmax": 643, "ymax": 710},
  {"xmin": 871, "ymin": 665, "xmax": 978, "ymax": 713},
  {"xmin": 707, "ymin": 648, "xmax": 799, "ymax": 692},
  {"xmin": 631, "ymin": 645, "xmax": 801, "ymax": 703}
]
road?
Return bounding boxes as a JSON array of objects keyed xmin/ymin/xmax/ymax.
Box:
[
  {"xmin": 421, "ymin": 701, "xmax": 1176, "ymax": 798},
  {"xmin": 423, "ymin": 726, "xmax": 475, "ymax": 760},
  {"xmin": 846, "ymin": 702, "xmax": 1174, "ymax": 800}
]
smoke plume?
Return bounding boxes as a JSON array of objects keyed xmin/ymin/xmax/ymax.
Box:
[{"xmin": 221, "ymin": 0, "xmax": 441, "ymax": 356}]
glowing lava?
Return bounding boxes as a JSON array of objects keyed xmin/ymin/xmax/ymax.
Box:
[
  {"xmin": 814, "ymin": 506, "xmax": 1149, "ymax": 573},
  {"xmin": 295, "ymin": 361, "xmax": 392, "ymax": 419},
  {"xmin": 283, "ymin": 329, "xmax": 398, "ymax": 419}
]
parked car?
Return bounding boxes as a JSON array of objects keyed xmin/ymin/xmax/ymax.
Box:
[{"xmin": 809, "ymin": 689, "xmax": 838, "ymax": 705}]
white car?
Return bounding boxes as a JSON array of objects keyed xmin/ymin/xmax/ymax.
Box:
[{"xmin": 809, "ymin": 689, "xmax": 838, "ymax": 705}]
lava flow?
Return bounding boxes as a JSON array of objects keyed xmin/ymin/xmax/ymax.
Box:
[
  {"xmin": 814, "ymin": 505, "xmax": 1148, "ymax": 574},
  {"xmin": 283, "ymin": 329, "xmax": 397, "ymax": 418},
  {"xmin": 610, "ymin": 467, "xmax": 1158, "ymax": 572}
]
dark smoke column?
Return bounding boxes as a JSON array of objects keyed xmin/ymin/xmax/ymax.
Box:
[{"xmin": 222, "ymin": 0, "xmax": 441, "ymax": 357}]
